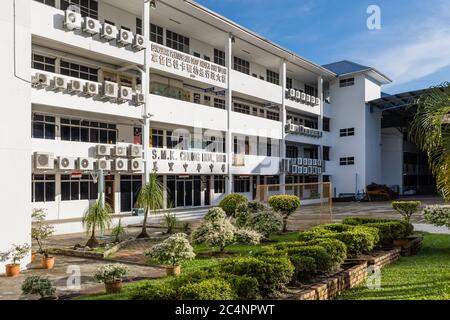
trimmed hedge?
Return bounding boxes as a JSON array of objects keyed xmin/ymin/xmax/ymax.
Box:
[
  {"xmin": 219, "ymin": 194, "xmax": 248, "ymax": 217},
  {"xmin": 128, "ymin": 281, "xmax": 177, "ymax": 300},
  {"xmin": 178, "ymin": 278, "xmax": 237, "ymax": 300}
]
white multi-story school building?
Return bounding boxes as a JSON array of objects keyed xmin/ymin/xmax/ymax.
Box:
[{"xmin": 0, "ymin": 0, "xmax": 435, "ymax": 270}]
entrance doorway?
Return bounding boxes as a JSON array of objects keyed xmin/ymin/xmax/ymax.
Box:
[
  {"xmin": 104, "ymin": 175, "xmax": 115, "ymax": 210},
  {"xmin": 167, "ymin": 176, "xmax": 202, "ymax": 208}
]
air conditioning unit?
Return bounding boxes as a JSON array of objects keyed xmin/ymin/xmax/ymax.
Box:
[
  {"xmin": 32, "ymin": 73, "xmax": 50, "ymax": 88},
  {"xmin": 301, "ymin": 92, "xmax": 306, "ymax": 101},
  {"xmin": 130, "ymin": 158, "xmax": 143, "ymax": 172},
  {"xmin": 96, "ymin": 144, "xmax": 111, "ymax": 157},
  {"xmin": 129, "ymin": 144, "xmax": 142, "ymax": 158},
  {"xmin": 291, "ymin": 158, "xmax": 297, "ymax": 165},
  {"xmin": 118, "ymin": 29, "xmax": 133, "ymax": 45},
  {"xmin": 303, "ymin": 158, "xmax": 308, "ymax": 165},
  {"xmin": 313, "ymin": 159, "xmax": 318, "ymax": 166},
  {"xmin": 83, "ymin": 17, "xmax": 100, "ymax": 35},
  {"xmin": 133, "ymin": 93, "xmax": 145, "ymax": 105},
  {"xmin": 308, "ymin": 159, "xmax": 313, "ymax": 166},
  {"xmin": 114, "ymin": 144, "xmax": 128, "ymax": 157},
  {"xmin": 119, "ymin": 86, "xmax": 133, "ymax": 101},
  {"xmin": 306, "ymin": 95, "xmax": 311, "ymax": 103},
  {"xmin": 101, "ymin": 22, "xmax": 118, "ymax": 40},
  {"xmin": 103, "ymin": 81, "xmax": 118, "ymax": 99},
  {"xmin": 69, "ymin": 79, "xmax": 83, "ymax": 93},
  {"xmin": 317, "ymin": 160, "xmax": 322, "ymax": 167},
  {"xmin": 316, "ymin": 97, "xmax": 321, "ymax": 105},
  {"xmin": 308, "ymin": 166, "xmax": 313, "ymax": 174},
  {"xmin": 96, "ymin": 158, "xmax": 111, "ymax": 171},
  {"xmin": 84, "ymin": 82, "xmax": 99, "ymax": 96},
  {"xmin": 295, "ymin": 90, "xmax": 301, "ymax": 100},
  {"xmin": 34, "ymin": 152, "xmax": 55, "ymax": 170},
  {"xmin": 53, "ymin": 76, "xmax": 67, "ymax": 91},
  {"xmin": 302, "ymin": 167, "xmax": 308, "ymax": 174},
  {"xmin": 318, "ymin": 167, "xmax": 322, "ymax": 174},
  {"xmin": 77, "ymin": 157, "xmax": 94, "ymax": 171},
  {"xmin": 113, "ymin": 158, "xmax": 128, "ymax": 171},
  {"xmin": 65, "ymin": 9, "xmax": 82, "ymax": 30},
  {"xmin": 288, "ymin": 124, "xmax": 297, "ymax": 132},
  {"xmin": 297, "ymin": 158, "xmax": 303, "ymax": 165},
  {"xmin": 133, "ymin": 34, "xmax": 146, "ymax": 50},
  {"xmin": 57, "ymin": 156, "xmax": 75, "ymax": 170},
  {"xmin": 313, "ymin": 167, "xmax": 318, "ymax": 174},
  {"xmin": 291, "ymin": 165, "xmax": 298, "ymax": 174},
  {"xmin": 289, "ymin": 89, "xmax": 296, "ymax": 99}
]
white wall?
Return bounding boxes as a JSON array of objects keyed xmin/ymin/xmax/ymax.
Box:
[{"xmin": 0, "ymin": 0, "xmax": 31, "ymax": 272}]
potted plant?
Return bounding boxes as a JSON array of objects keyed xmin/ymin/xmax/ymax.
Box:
[
  {"xmin": 145, "ymin": 233, "xmax": 195, "ymax": 276},
  {"xmin": 31, "ymin": 209, "xmax": 56, "ymax": 269},
  {"xmin": 31, "ymin": 208, "xmax": 46, "ymax": 263},
  {"xmin": 94, "ymin": 264, "xmax": 129, "ymax": 294},
  {"xmin": 4, "ymin": 243, "xmax": 31, "ymax": 277},
  {"xmin": 21, "ymin": 276, "xmax": 57, "ymax": 300},
  {"xmin": 82, "ymin": 195, "xmax": 113, "ymax": 248}
]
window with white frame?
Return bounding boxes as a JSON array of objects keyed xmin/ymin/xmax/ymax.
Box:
[
  {"xmin": 339, "ymin": 78, "xmax": 355, "ymax": 88},
  {"xmin": 286, "ymin": 145, "xmax": 298, "ymax": 159},
  {"xmin": 61, "ymin": 174, "xmax": 98, "ymax": 201},
  {"xmin": 60, "ymin": 118, "xmax": 117, "ymax": 144},
  {"xmin": 204, "ymin": 135, "xmax": 224, "ymax": 153},
  {"xmin": 340, "ymin": 128, "xmax": 355, "ymax": 137},
  {"xmin": 32, "ymin": 175, "xmax": 55, "ymax": 202},
  {"xmin": 166, "ymin": 30, "xmax": 189, "ymax": 53},
  {"xmin": 32, "ymin": 113, "xmax": 56, "ymax": 140},
  {"xmin": 214, "ymin": 49, "xmax": 225, "ymax": 66},
  {"xmin": 60, "ymin": 60, "xmax": 98, "ymax": 82},
  {"xmin": 266, "ymin": 70, "xmax": 280, "ymax": 85},
  {"xmin": 136, "ymin": 17, "xmax": 142, "ymax": 35},
  {"xmin": 234, "ymin": 176, "xmax": 250, "ymax": 193},
  {"xmin": 305, "ymin": 84, "xmax": 318, "ymax": 97},
  {"xmin": 340, "ymin": 157, "xmax": 355, "ymax": 166},
  {"xmin": 233, "ymin": 103, "xmax": 250, "ymax": 115},
  {"xmin": 61, "ymin": 0, "xmax": 98, "ymax": 19},
  {"xmin": 32, "ymin": 53, "xmax": 56, "ymax": 73},
  {"xmin": 286, "ymin": 77, "xmax": 293, "ymax": 89},
  {"xmin": 214, "ymin": 175, "xmax": 225, "ymax": 194},
  {"xmin": 266, "ymin": 110, "xmax": 280, "ymax": 121},
  {"xmin": 151, "ymin": 129, "xmax": 164, "ymax": 148},
  {"xmin": 234, "ymin": 57, "xmax": 250, "ymax": 75},
  {"xmin": 150, "ymin": 24, "xmax": 164, "ymax": 44},
  {"xmin": 213, "ymin": 98, "xmax": 225, "ymax": 110}
]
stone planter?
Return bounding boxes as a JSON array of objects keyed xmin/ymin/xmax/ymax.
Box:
[
  {"xmin": 105, "ymin": 280, "xmax": 123, "ymax": 294},
  {"xmin": 166, "ymin": 265, "xmax": 181, "ymax": 276},
  {"xmin": 5, "ymin": 264, "xmax": 21, "ymax": 277},
  {"xmin": 41, "ymin": 256, "xmax": 55, "ymax": 270}
]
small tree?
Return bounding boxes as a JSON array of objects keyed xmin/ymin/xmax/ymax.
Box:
[
  {"xmin": 145, "ymin": 233, "xmax": 195, "ymax": 267},
  {"xmin": 31, "ymin": 209, "xmax": 55, "ymax": 258},
  {"xmin": 235, "ymin": 202, "xmax": 282, "ymax": 238},
  {"xmin": 111, "ymin": 219, "xmax": 127, "ymax": 243},
  {"xmin": 161, "ymin": 212, "xmax": 177, "ymax": 234},
  {"xmin": 21, "ymin": 276, "xmax": 56, "ymax": 300},
  {"xmin": 234, "ymin": 229, "xmax": 262, "ymax": 245},
  {"xmin": 7, "ymin": 243, "xmax": 31, "ymax": 265},
  {"xmin": 423, "ymin": 205, "xmax": 450, "ymax": 228},
  {"xmin": 82, "ymin": 195, "xmax": 113, "ymax": 248},
  {"xmin": 219, "ymin": 194, "xmax": 248, "ymax": 217},
  {"xmin": 392, "ymin": 201, "xmax": 421, "ymax": 223},
  {"xmin": 192, "ymin": 218, "xmax": 236, "ymax": 252},
  {"xmin": 136, "ymin": 172, "xmax": 164, "ymax": 238},
  {"xmin": 268, "ymin": 195, "xmax": 301, "ymax": 232}
]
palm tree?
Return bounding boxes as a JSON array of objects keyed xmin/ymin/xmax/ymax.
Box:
[
  {"xmin": 82, "ymin": 195, "xmax": 113, "ymax": 248},
  {"xmin": 409, "ymin": 82, "xmax": 450, "ymax": 201},
  {"xmin": 136, "ymin": 172, "xmax": 165, "ymax": 238}
]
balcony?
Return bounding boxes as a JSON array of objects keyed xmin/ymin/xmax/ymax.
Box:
[
  {"xmin": 149, "ymin": 42, "xmax": 228, "ymax": 89},
  {"xmin": 31, "ymin": 1, "xmax": 144, "ymax": 65},
  {"xmin": 285, "ymin": 89, "xmax": 321, "ymax": 116},
  {"xmin": 281, "ymin": 158, "xmax": 324, "ymax": 176},
  {"xmin": 230, "ymin": 112, "xmax": 282, "ymax": 139},
  {"xmin": 31, "ymin": 69, "xmax": 143, "ymax": 119},
  {"xmin": 285, "ymin": 123, "xmax": 322, "ymax": 138},
  {"xmin": 230, "ymin": 70, "xmax": 282, "ymax": 104},
  {"xmin": 231, "ymin": 154, "xmax": 280, "ymax": 175}
]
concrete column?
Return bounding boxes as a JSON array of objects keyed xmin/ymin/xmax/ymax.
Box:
[
  {"xmin": 142, "ymin": 0, "xmax": 151, "ymax": 184},
  {"xmin": 317, "ymin": 76, "xmax": 324, "ymax": 193},
  {"xmin": 163, "ymin": 175, "xmax": 167, "ymax": 210},
  {"xmin": 279, "ymin": 60, "xmax": 287, "ymax": 194},
  {"xmin": 225, "ymin": 33, "xmax": 233, "ymax": 194}
]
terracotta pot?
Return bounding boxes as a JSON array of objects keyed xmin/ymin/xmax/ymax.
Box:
[
  {"xmin": 5, "ymin": 264, "xmax": 21, "ymax": 277},
  {"xmin": 393, "ymin": 239, "xmax": 409, "ymax": 248},
  {"xmin": 166, "ymin": 265, "xmax": 181, "ymax": 276},
  {"xmin": 105, "ymin": 280, "xmax": 123, "ymax": 294},
  {"xmin": 41, "ymin": 257, "xmax": 55, "ymax": 270},
  {"xmin": 31, "ymin": 252, "xmax": 37, "ymax": 263}
]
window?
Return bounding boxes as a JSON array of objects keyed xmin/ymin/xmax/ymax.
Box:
[
  {"xmin": 267, "ymin": 176, "xmax": 280, "ymax": 191},
  {"xmin": 61, "ymin": 0, "xmax": 98, "ymax": 19},
  {"xmin": 32, "ymin": 175, "xmax": 55, "ymax": 202},
  {"xmin": 286, "ymin": 145, "xmax": 298, "ymax": 159},
  {"xmin": 340, "ymin": 128, "xmax": 355, "ymax": 137},
  {"xmin": 193, "ymin": 52, "xmax": 201, "ymax": 58},
  {"xmin": 214, "ymin": 175, "xmax": 225, "ymax": 193},
  {"xmin": 339, "ymin": 78, "xmax": 355, "ymax": 88},
  {"xmin": 286, "ymin": 77, "xmax": 293, "ymax": 89},
  {"xmin": 204, "ymin": 55, "xmax": 211, "ymax": 61},
  {"xmin": 204, "ymin": 95, "xmax": 211, "ymax": 106},
  {"xmin": 267, "ymin": 138, "xmax": 272, "ymax": 157},
  {"xmin": 213, "ymin": 98, "xmax": 225, "ymax": 110},
  {"xmin": 193, "ymin": 93, "xmax": 201, "ymax": 104},
  {"xmin": 32, "ymin": 113, "xmax": 55, "ymax": 140},
  {"xmin": 233, "ymin": 136, "xmax": 239, "ymax": 154},
  {"xmin": 266, "ymin": 70, "xmax": 279, "ymax": 85},
  {"xmin": 32, "ymin": 53, "xmax": 55, "ymax": 73},
  {"xmin": 134, "ymin": 127, "xmax": 142, "ymax": 145},
  {"xmin": 166, "ymin": 30, "xmax": 189, "ymax": 53},
  {"xmin": 266, "ymin": 111, "xmax": 279, "ymax": 121},
  {"xmin": 151, "ymin": 129, "xmax": 164, "ymax": 148},
  {"xmin": 204, "ymin": 135, "xmax": 224, "ymax": 153},
  {"xmin": 234, "ymin": 57, "xmax": 250, "ymax": 75},
  {"xmin": 136, "ymin": 18, "xmax": 142, "ymax": 35},
  {"xmin": 214, "ymin": 49, "xmax": 225, "ymax": 67},
  {"xmin": 323, "ymin": 118, "xmax": 330, "ymax": 132},
  {"xmin": 120, "ymin": 175, "xmax": 142, "ymax": 212},
  {"xmin": 150, "ymin": 23, "xmax": 164, "ymax": 44},
  {"xmin": 233, "ymin": 103, "xmax": 250, "ymax": 115},
  {"xmin": 234, "ymin": 176, "xmax": 250, "ymax": 193},
  {"xmin": 34, "ymin": 0, "xmax": 56, "ymax": 7},
  {"xmin": 323, "ymin": 146, "xmax": 330, "ymax": 161},
  {"xmin": 61, "ymin": 175, "xmax": 98, "ymax": 201},
  {"xmin": 340, "ymin": 157, "xmax": 355, "ymax": 166},
  {"xmin": 61, "ymin": 118, "xmax": 116, "ymax": 144},
  {"xmin": 167, "ymin": 131, "xmax": 190, "ymax": 150},
  {"xmin": 60, "ymin": 60, "xmax": 98, "ymax": 82},
  {"xmin": 305, "ymin": 84, "xmax": 318, "ymax": 97}
]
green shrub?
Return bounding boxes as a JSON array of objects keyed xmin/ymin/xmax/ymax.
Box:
[
  {"xmin": 21, "ymin": 276, "xmax": 56, "ymax": 299},
  {"xmin": 219, "ymin": 194, "xmax": 248, "ymax": 217},
  {"xmin": 127, "ymin": 281, "xmax": 177, "ymax": 300},
  {"xmin": 235, "ymin": 205, "xmax": 283, "ymax": 238},
  {"xmin": 204, "ymin": 207, "xmax": 227, "ymax": 222},
  {"xmin": 268, "ymin": 195, "xmax": 301, "ymax": 232},
  {"xmin": 192, "ymin": 217, "xmax": 236, "ymax": 252},
  {"xmin": 392, "ymin": 201, "xmax": 421, "ymax": 222},
  {"xmin": 234, "ymin": 228, "xmax": 262, "ymax": 245},
  {"xmin": 219, "ymin": 256, "xmax": 294, "ymax": 296},
  {"xmin": 306, "ymin": 238, "xmax": 347, "ymax": 270},
  {"xmin": 290, "ymin": 245, "xmax": 332, "ymax": 273},
  {"xmin": 222, "ymin": 275, "xmax": 260, "ymax": 300},
  {"xmin": 423, "ymin": 205, "xmax": 450, "ymax": 228},
  {"xmin": 178, "ymin": 278, "xmax": 237, "ymax": 300},
  {"xmin": 293, "ymin": 256, "xmax": 317, "ymax": 279}
]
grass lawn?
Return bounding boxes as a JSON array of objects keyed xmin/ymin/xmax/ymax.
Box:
[{"xmin": 338, "ymin": 233, "xmax": 450, "ymax": 300}]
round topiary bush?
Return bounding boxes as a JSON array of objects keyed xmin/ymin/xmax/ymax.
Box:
[
  {"xmin": 219, "ymin": 194, "xmax": 248, "ymax": 217},
  {"xmin": 268, "ymin": 195, "xmax": 300, "ymax": 232},
  {"xmin": 392, "ymin": 201, "xmax": 421, "ymax": 223}
]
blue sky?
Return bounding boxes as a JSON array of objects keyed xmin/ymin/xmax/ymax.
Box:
[{"xmin": 195, "ymin": 0, "xmax": 450, "ymax": 94}]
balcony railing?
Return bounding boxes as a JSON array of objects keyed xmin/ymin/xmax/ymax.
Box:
[
  {"xmin": 285, "ymin": 123, "xmax": 323, "ymax": 138},
  {"xmin": 280, "ymin": 158, "xmax": 324, "ymax": 175}
]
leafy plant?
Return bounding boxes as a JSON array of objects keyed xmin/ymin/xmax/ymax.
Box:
[
  {"xmin": 219, "ymin": 194, "xmax": 248, "ymax": 217},
  {"xmin": 21, "ymin": 276, "xmax": 56, "ymax": 299},
  {"xmin": 192, "ymin": 217, "xmax": 236, "ymax": 252},
  {"xmin": 94, "ymin": 264, "xmax": 129, "ymax": 284},
  {"xmin": 136, "ymin": 172, "xmax": 165, "ymax": 238},
  {"xmin": 111, "ymin": 219, "xmax": 127, "ymax": 243},
  {"xmin": 8, "ymin": 243, "xmax": 31, "ymax": 265},
  {"xmin": 145, "ymin": 233, "xmax": 195, "ymax": 267},
  {"xmin": 392, "ymin": 201, "xmax": 422, "ymax": 223},
  {"xmin": 204, "ymin": 207, "xmax": 227, "ymax": 222},
  {"xmin": 31, "ymin": 208, "xmax": 55, "ymax": 258},
  {"xmin": 234, "ymin": 228, "xmax": 262, "ymax": 245},
  {"xmin": 235, "ymin": 206, "xmax": 283, "ymax": 238},
  {"xmin": 423, "ymin": 205, "xmax": 450, "ymax": 228},
  {"xmin": 161, "ymin": 212, "xmax": 177, "ymax": 234},
  {"xmin": 178, "ymin": 278, "xmax": 237, "ymax": 300},
  {"xmin": 268, "ymin": 195, "xmax": 301, "ymax": 232},
  {"xmin": 82, "ymin": 196, "xmax": 113, "ymax": 248}
]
